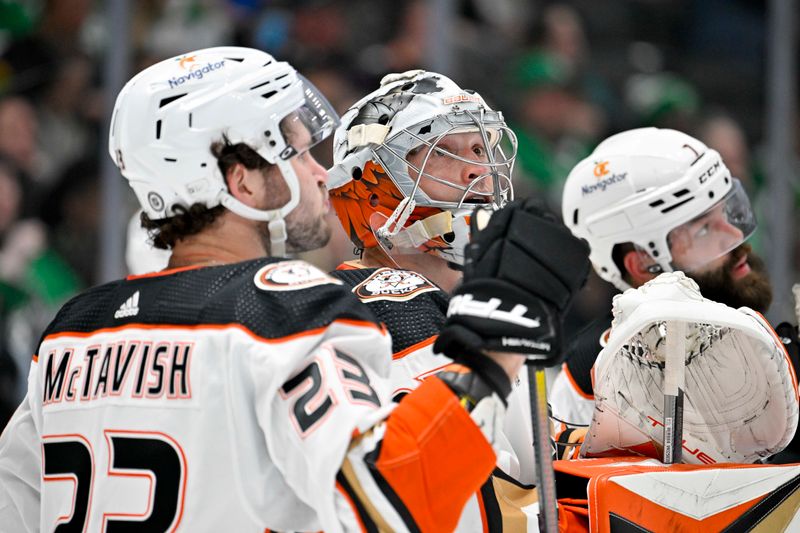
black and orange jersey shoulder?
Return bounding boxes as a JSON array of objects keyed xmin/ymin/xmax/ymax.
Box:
[
  {"xmin": 331, "ymin": 266, "xmax": 449, "ymax": 355},
  {"xmin": 41, "ymin": 258, "xmax": 379, "ymax": 344}
]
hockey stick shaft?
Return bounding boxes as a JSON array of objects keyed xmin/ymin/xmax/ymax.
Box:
[
  {"xmin": 528, "ymin": 364, "xmax": 558, "ymax": 532},
  {"xmin": 663, "ymin": 320, "xmax": 686, "ymax": 464}
]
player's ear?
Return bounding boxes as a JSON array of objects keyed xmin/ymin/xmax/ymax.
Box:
[
  {"xmin": 225, "ymin": 163, "xmax": 260, "ymax": 207},
  {"xmin": 623, "ymin": 249, "xmax": 660, "ymax": 287}
]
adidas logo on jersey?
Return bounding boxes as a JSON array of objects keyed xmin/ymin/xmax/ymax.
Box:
[{"xmin": 115, "ymin": 291, "xmax": 140, "ymax": 319}]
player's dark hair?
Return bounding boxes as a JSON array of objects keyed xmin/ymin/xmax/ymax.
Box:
[{"xmin": 141, "ymin": 137, "xmax": 274, "ymax": 250}]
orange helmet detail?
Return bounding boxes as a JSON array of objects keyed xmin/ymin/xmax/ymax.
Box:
[{"xmin": 329, "ymin": 160, "xmax": 442, "ymax": 250}]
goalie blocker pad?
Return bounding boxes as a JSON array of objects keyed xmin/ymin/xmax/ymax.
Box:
[{"xmin": 582, "ymin": 272, "xmax": 800, "ymax": 465}]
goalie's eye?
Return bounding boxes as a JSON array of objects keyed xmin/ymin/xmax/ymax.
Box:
[{"xmin": 694, "ymin": 224, "xmax": 710, "ymax": 239}]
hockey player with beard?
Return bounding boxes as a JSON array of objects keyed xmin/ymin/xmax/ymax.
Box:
[
  {"xmin": 550, "ymin": 127, "xmax": 786, "ymax": 436},
  {"xmin": 328, "ymin": 70, "xmax": 592, "ymax": 530},
  {"xmin": 0, "ymin": 49, "xmax": 591, "ymax": 532}
]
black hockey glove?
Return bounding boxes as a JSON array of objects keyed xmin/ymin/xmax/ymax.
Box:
[{"xmin": 434, "ymin": 199, "xmax": 591, "ymax": 368}]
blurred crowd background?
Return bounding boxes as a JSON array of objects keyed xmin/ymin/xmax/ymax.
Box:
[{"xmin": 0, "ymin": 0, "xmax": 796, "ymax": 429}]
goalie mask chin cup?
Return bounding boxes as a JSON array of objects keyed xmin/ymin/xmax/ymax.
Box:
[
  {"xmin": 562, "ymin": 127, "xmax": 756, "ymax": 290},
  {"xmin": 582, "ymin": 272, "xmax": 799, "ymax": 465},
  {"xmin": 109, "ymin": 46, "xmax": 339, "ymax": 225},
  {"xmin": 328, "ymin": 70, "xmax": 517, "ymax": 266}
]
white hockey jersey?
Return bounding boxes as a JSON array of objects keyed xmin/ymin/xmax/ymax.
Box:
[{"xmin": 0, "ymin": 258, "xmax": 496, "ymax": 532}]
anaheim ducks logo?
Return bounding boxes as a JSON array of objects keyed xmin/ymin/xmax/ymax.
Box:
[
  {"xmin": 254, "ymin": 260, "xmax": 342, "ymax": 291},
  {"xmin": 353, "ymin": 268, "xmax": 437, "ymax": 302}
]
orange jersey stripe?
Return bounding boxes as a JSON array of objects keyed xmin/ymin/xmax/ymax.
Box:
[
  {"xmin": 335, "ymin": 481, "xmax": 369, "ymax": 532},
  {"xmin": 392, "ymin": 335, "xmax": 437, "ymax": 361},
  {"xmin": 375, "ymin": 377, "xmax": 495, "ymax": 532},
  {"xmin": 126, "ymin": 264, "xmax": 205, "ymax": 280},
  {"xmin": 41, "ymin": 319, "xmax": 387, "ymax": 344}
]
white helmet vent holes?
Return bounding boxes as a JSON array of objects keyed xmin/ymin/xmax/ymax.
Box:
[
  {"xmin": 250, "ymin": 80, "xmax": 272, "ymax": 90},
  {"xmin": 156, "ymin": 120, "xmax": 162, "ymax": 140},
  {"xmin": 661, "ymin": 196, "xmax": 694, "ymax": 214},
  {"xmin": 159, "ymin": 94, "xmax": 187, "ymax": 108}
]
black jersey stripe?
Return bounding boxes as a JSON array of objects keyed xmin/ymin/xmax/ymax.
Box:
[{"xmin": 336, "ymin": 471, "xmax": 380, "ymax": 533}]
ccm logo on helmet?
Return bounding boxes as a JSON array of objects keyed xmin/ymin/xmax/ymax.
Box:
[{"xmin": 698, "ymin": 160, "xmax": 721, "ymax": 184}]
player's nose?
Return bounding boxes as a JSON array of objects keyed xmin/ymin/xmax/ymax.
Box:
[{"xmin": 308, "ymin": 153, "xmax": 328, "ymax": 186}]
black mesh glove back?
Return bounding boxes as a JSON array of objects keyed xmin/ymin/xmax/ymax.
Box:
[{"xmin": 434, "ymin": 199, "xmax": 591, "ymax": 367}]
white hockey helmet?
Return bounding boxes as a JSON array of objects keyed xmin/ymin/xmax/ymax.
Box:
[
  {"xmin": 108, "ymin": 46, "xmax": 338, "ymax": 255},
  {"xmin": 562, "ymin": 127, "xmax": 756, "ymax": 290},
  {"xmin": 328, "ymin": 70, "xmax": 516, "ymax": 266}
]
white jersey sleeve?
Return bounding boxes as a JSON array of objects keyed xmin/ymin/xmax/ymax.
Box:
[
  {"xmin": 0, "ymin": 363, "xmax": 43, "ymax": 533},
  {"xmin": 549, "ymin": 365, "xmax": 595, "ymax": 426}
]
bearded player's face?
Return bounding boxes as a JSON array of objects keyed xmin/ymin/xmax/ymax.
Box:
[{"xmin": 674, "ymin": 242, "xmax": 773, "ymax": 313}]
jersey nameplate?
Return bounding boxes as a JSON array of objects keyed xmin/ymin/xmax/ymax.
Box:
[
  {"xmin": 254, "ymin": 260, "xmax": 342, "ymax": 292},
  {"xmin": 352, "ymin": 268, "xmax": 438, "ymax": 302}
]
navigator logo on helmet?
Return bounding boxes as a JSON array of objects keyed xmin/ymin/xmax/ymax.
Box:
[
  {"xmin": 562, "ymin": 127, "xmax": 756, "ymax": 290},
  {"xmin": 328, "ymin": 70, "xmax": 517, "ymax": 266},
  {"xmin": 108, "ymin": 46, "xmax": 339, "ymax": 257}
]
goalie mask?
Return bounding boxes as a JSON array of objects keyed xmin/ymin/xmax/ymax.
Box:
[
  {"xmin": 562, "ymin": 127, "xmax": 756, "ymax": 290},
  {"xmin": 582, "ymin": 272, "xmax": 799, "ymax": 465},
  {"xmin": 328, "ymin": 70, "xmax": 517, "ymax": 266},
  {"xmin": 108, "ymin": 46, "xmax": 339, "ymax": 256}
]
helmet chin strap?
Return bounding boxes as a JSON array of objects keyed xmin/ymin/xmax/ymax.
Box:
[
  {"xmin": 219, "ymin": 194, "xmax": 291, "ymax": 257},
  {"xmin": 219, "ymin": 158, "xmax": 302, "ymax": 258},
  {"xmin": 268, "ymin": 219, "xmax": 287, "ymax": 257}
]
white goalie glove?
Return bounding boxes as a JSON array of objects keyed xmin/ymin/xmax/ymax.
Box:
[{"xmin": 581, "ymin": 272, "xmax": 799, "ymax": 464}]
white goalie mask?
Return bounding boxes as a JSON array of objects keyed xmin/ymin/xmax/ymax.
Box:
[
  {"xmin": 108, "ymin": 46, "xmax": 338, "ymax": 255},
  {"xmin": 582, "ymin": 272, "xmax": 799, "ymax": 465},
  {"xmin": 328, "ymin": 70, "xmax": 517, "ymax": 266},
  {"xmin": 562, "ymin": 128, "xmax": 756, "ymax": 290}
]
